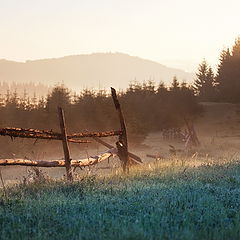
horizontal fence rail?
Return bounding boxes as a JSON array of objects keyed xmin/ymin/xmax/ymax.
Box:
[
  {"xmin": 68, "ymin": 130, "xmax": 122, "ymax": 139},
  {"xmin": 0, "ymin": 148, "xmax": 117, "ymax": 168},
  {"xmin": 0, "ymin": 127, "xmax": 122, "ymax": 142}
]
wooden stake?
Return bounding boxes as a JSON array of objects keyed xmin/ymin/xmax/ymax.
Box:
[
  {"xmin": 184, "ymin": 118, "xmax": 200, "ymax": 147},
  {"xmin": 58, "ymin": 107, "xmax": 73, "ymax": 181},
  {"xmin": 111, "ymin": 88, "xmax": 129, "ymax": 173}
]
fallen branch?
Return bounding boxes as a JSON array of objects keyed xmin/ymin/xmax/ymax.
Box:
[
  {"xmin": 92, "ymin": 136, "xmax": 142, "ymax": 163},
  {"xmin": 0, "ymin": 148, "xmax": 117, "ymax": 168}
]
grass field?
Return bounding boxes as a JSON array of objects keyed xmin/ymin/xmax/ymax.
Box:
[
  {"xmin": 1, "ymin": 102, "xmax": 240, "ymax": 239},
  {"xmin": 1, "ymin": 158, "xmax": 240, "ymax": 240}
]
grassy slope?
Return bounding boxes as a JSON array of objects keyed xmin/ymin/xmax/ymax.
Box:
[{"xmin": 1, "ymin": 159, "xmax": 240, "ymax": 240}]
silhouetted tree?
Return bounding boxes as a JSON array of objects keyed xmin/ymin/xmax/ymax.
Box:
[
  {"xmin": 170, "ymin": 76, "xmax": 180, "ymax": 92},
  {"xmin": 216, "ymin": 37, "xmax": 240, "ymax": 102},
  {"xmin": 46, "ymin": 84, "xmax": 71, "ymax": 112},
  {"xmin": 193, "ymin": 60, "xmax": 216, "ymax": 101}
]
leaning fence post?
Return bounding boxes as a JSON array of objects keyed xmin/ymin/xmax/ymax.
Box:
[
  {"xmin": 58, "ymin": 107, "xmax": 73, "ymax": 181},
  {"xmin": 111, "ymin": 87, "xmax": 129, "ymax": 173},
  {"xmin": 184, "ymin": 118, "xmax": 200, "ymax": 147}
]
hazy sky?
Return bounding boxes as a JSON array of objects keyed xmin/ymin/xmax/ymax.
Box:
[{"xmin": 0, "ymin": 0, "xmax": 239, "ymax": 72}]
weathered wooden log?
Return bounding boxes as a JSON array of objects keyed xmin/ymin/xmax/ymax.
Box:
[
  {"xmin": 91, "ymin": 136, "xmax": 142, "ymax": 163},
  {"xmin": 0, "ymin": 127, "xmax": 60, "ymax": 136},
  {"xmin": 0, "ymin": 148, "xmax": 117, "ymax": 167},
  {"xmin": 68, "ymin": 139, "xmax": 91, "ymax": 144},
  {"xmin": 111, "ymin": 87, "xmax": 129, "ymax": 172},
  {"xmin": 0, "ymin": 127, "xmax": 61, "ymax": 140},
  {"xmin": 58, "ymin": 107, "xmax": 73, "ymax": 181},
  {"xmin": 0, "ymin": 127, "xmax": 91, "ymax": 143},
  {"xmin": 68, "ymin": 130, "xmax": 122, "ymax": 139},
  {"xmin": 0, "ymin": 127, "xmax": 121, "ymax": 142}
]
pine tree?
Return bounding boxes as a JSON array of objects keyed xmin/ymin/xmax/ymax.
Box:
[
  {"xmin": 170, "ymin": 76, "xmax": 180, "ymax": 92},
  {"xmin": 232, "ymin": 37, "xmax": 240, "ymax": 57},
  {"xmin": 216, "ymin": 37, "xmax": 240, "ymax": 102},
  {"xmin": 157, "ymin": 81, "xmax": 168, "ymax": 95},
  {"xmin": 193, "ymin": 60, "xmax": 215, "ymax": 101},
  {"xmin": 46, "ymin": 84, "xmax": 71, "ymax": 112}
]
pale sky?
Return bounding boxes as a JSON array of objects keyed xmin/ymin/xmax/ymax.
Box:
[{"xmin": 0, "ymin": 0, "xmax": 239, "ymax": 72}]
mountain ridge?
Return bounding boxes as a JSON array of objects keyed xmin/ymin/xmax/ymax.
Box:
[{"xmin": 0, "ymin": 52, "xmax": 194, "ymax": 91}]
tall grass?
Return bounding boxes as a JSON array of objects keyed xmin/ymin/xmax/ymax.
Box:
[{"xmin": 1, "ymin": 159, "xmax": 240, "ymax": 240}]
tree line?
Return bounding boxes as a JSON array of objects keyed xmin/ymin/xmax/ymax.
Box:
[
  {"xmin": 0, "ymin": 82, "xmax": 51, "ymax": 99},
  {"xmin": 193, "ymin": 36, "xmax": 240, "ymax": 103},
  {"xmin": 0, "ymin": 80, "xmax": 202, "ymax": 145}
]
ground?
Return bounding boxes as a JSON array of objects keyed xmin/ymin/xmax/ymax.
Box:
[
  {"xmin": 1, "ymin": 102, "xmax": 240, "ymax": 239},
  {"xmin": 1, "ymin": 160, "xmax": 240, "ymax": 240}
]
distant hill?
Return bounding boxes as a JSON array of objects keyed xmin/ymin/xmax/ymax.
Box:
[{"xmin": 0, "ymin": 53, "xmax": 194, "ymax": 91}]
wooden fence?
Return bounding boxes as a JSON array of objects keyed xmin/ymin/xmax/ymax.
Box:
[{"xmin": 0, "ymin": 87, "xmax": 142, "ymax": 181}]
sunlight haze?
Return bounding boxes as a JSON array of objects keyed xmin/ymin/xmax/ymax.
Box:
[{"xmin": 0, "ymin": 0, "xmax": 239, "ymax": 72}]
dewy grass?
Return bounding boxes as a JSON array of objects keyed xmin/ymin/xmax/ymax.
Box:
[{"xmin": 1, "ymin": 160, "xmax": 240, "ymax": 240}]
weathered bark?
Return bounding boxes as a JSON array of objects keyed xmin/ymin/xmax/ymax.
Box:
[
  {"xmin": 58, "ymin": 107, "xmax": 73, "ymax": 181},
  {"xmin": 111, "ymin": 88, "xmax": 129, "ymax": 172},
  {"xmin": 0, "ymin": 127, "xmax": 61, "ymax": 140},
  {"xmin": 68, "ymin": 139, "xmax": 91, "ymax": 144},
  {"xmin": 0, "ymin": 127, "xmax": 91, "ymax": 143},
  {"xmin": 0, "ymin": 127, "xmax": 121, "ymax": 141},
  {"xmin": 68, "ymin": 130, "xmax": 122, "ymax": 139},
  {"xmin": 0, "ymin": 148, "xmax": 117, "ymax": 167}
]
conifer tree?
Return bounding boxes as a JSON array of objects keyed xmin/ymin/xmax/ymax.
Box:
[
  {"xmin": 170, "ymin": 76, "xmax": 180, "ymax": 91},
  {"xmin": 46, "ymin": 84, "xmax": 71, "ymax": 112},
  {"xmin": 216, "ymin": 37, "xmax": 240, "ymax": 102},
  {"xmin": 193, "ymin": 60, "xmax": 215, "ymax": 101}
]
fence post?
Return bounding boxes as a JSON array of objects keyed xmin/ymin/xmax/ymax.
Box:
[
  {"xmin": 58, "ymin": 107, "xmax": 73, "ymax": 181},
  {"xmin": 111, "ymin": 88, "xmax": 129, "ymax": 173},
  {"xmin": 184, "ymin": 118, "xmax": 200, "ymax": 147}
]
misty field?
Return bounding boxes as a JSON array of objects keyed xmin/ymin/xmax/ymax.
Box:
[
  {"xmin": 1, "ymin": 102, "xmax": 240, "ymax": 240},
  {"xmin": 1, "ymin": 158, "xmax": 240, "ymax": 240}
]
